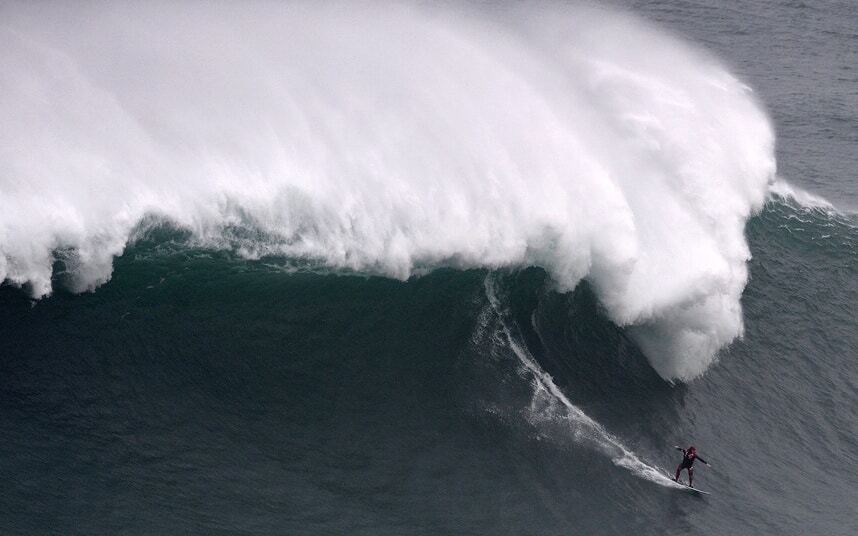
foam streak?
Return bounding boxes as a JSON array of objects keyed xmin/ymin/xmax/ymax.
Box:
[{"xmin": 483, "ymin": 276, "xmax": 685, "ymax": 489}]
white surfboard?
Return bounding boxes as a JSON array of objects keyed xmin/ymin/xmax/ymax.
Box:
[
  {"xmin": 678, "ymin": 482, "xmax": 711, "ymax": 495},
  {"xmin": 664, "ymin": 470, "xmax": 711, "ymax": 495}
]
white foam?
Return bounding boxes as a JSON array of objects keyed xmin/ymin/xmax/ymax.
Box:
[
  {"xmin": 768, "ymin": 180, "xmax": 835, "ymax": 210},
  {"xmin": 0, "ymin": 2, "xmax": 776, "ymax": 379}
]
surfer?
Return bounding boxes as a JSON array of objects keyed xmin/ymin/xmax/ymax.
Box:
[{"xmin": 673, "ymin": 445, "xmax": 710, "ymax": 488}]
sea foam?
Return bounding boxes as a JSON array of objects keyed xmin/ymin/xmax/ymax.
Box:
[{"xmin": 0, "ymin": 2, "xmax": 776, "ymax": 380}]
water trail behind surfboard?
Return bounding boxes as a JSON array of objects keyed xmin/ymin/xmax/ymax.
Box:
[{"xmin": 482, "ymin": 275, "xmax": 685, "ymax": 489}]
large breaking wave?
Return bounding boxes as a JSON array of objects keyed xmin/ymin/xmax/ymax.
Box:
[{"xmin": 0, "ymin": 2, "xmax": 776, "ymax": 380}]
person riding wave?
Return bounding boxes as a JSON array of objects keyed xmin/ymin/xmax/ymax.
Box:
[{"xmin": 673, "ymin": 445, "xmax": 710, "ymax": 488}]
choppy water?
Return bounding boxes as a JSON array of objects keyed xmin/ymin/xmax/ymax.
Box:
[{"xmin": 2, "ymin": 1, "xmax": 857, "ymax": 535}]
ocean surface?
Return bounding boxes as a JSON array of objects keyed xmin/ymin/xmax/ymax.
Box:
[{"xmin": 1, "ymin": 1, "xmax": 857, "ymax": 534}]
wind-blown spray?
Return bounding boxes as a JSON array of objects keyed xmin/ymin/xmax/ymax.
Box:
[{"xmin": 0, "ymin": 2, "xmax": 776, "ymax": 380}]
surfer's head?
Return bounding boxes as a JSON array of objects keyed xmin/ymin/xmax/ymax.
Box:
[{"xmin": 688, "ymin": 446, "xmax": 696, "ymax": 454}]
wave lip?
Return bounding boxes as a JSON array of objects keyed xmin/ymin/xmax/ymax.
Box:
[{"xmin": 0, "ymin": 2, "xmax": 776, "ymax": 380}]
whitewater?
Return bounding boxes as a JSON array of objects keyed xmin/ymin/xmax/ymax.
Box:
[{"xmin": 0, "ymin": 1, "xmax": 777, "ymax": 380}]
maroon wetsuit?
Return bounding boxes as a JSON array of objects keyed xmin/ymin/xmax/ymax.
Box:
[{"xmin": 674, "ymin": 447, "xmax": 707, "ymax": 486}]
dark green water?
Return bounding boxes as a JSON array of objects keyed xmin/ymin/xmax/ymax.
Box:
[
  {"xmin": 3, "ymin": 0, "xmax": 858, "ymax": 534},
  {"xmin": 2, "ymin": 196, "xmax": 857, "ymax": 535}
]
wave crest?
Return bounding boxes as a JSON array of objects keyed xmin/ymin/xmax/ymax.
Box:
[{"xmin": 0, "ymin": 2, "xmax": 776, "ymax": 380}]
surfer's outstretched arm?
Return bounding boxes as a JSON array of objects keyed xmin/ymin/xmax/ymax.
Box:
[
  {"xmin": 697, "ymin": 456, "xmax": 709, "ymax": 465},
  {"xmin": 674, "ymin": 445, "xmax": 686, "ymax": 454}
]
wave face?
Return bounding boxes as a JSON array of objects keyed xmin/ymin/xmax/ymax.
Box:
[
  {"xmin": 0, "ymin": 2, "xmax": 775, "ymax": 380},
  {"xmin": 480, "ymin": 275, "xmax": 687, "ymax": 489},
  {"xmin": 1, "ymin": 196, "xmax": 856, "ymax": 535}
]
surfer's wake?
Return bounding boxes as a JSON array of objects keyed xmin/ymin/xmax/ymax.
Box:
[{"xmin": 481, "ymin": 276, "xmax": 687, "ymax": 490}]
